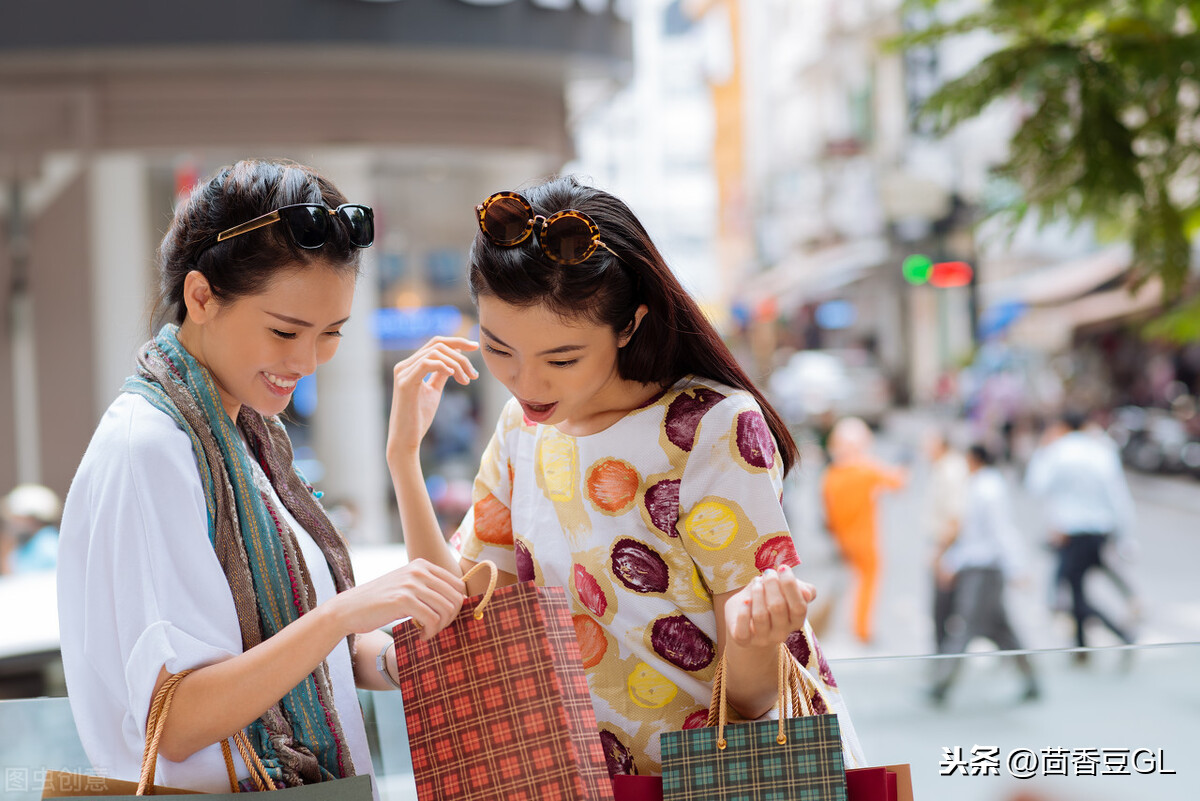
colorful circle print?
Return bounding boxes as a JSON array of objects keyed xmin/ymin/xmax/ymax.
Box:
[
  {"xmin": 683, "ymin": 500, "xmax": 739, "ymax": 550},
  {"xmin": 586, "ymin": 458, "xmax": 640, "ymax": 514},
  {"xmin": 627, "ymin": 662, "xmax": 678, "ymax": 709}
]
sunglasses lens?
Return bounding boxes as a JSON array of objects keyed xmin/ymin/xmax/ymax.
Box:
[
  {"xmin": 281, "ymin": 206, "xmax": 330, "ymax": 249},
  {"xmin": 339, "ymin": 205, "xmax": 374, "ymax": 248},
  {"xmin": 481, "ymin": 195, "xmax": 533, "ymax": 245},
  {"xmin": 542, "ymin": 214, "xmax": 597, "ymax": 265}
]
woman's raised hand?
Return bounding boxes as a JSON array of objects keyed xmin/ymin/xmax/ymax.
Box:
[
  {"xmin": 387, "ymin": 337, "xmax": 479, "ymax": 462},
  {"xmin": 725, "ymin": 565, "xmax": 817, "ymax": 648},
  {"xmin": 329, "ymin": 558, "xmax": 466, "ymax": 641}
]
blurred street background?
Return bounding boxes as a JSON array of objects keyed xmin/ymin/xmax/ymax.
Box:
[{"xmin": 1, "ymin": 2, "xmax": 1199, "ymax": 798}]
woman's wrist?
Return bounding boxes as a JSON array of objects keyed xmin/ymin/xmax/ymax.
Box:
[{"xmin": 376, "ymin": 641, "xmax": 403, "ymax": 690}]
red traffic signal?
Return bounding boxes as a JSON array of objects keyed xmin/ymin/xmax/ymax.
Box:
[{"xmin": 929, "ymin": 261, "xmax": 973, "ymax": 288}]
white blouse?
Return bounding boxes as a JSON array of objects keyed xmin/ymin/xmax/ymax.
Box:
[{"xmin": 57, "ymin": 393, "xmax": 374, "ymax": 793}]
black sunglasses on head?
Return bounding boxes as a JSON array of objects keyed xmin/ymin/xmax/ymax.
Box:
[{"xmin": 202, "ymin": 203, "xmax": 375, "ymax": 253}]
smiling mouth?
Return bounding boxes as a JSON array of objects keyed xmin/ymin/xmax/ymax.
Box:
[{"xmin": 264, "ymin": 372, "xmax": 298, "ymax": 390}]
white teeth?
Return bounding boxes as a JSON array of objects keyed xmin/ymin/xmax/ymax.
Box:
[{"xmin": 265, "ymin": 373, "xmax": 297, "ymax": 389}]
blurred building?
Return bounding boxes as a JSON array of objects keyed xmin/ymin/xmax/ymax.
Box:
[
  {"xmin": 566, "ymin": 0, "xmax": 723, "ymax": 318},
  {"xmin": 727, "ymin": 0, "xmax": 1165, "ymax": 413},
  {"xmin": 0, "ymin": 0, "xmax": 632, "ymax": 541}
]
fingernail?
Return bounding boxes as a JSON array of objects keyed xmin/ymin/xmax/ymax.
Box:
[{"xmin": 763, "ymin": 568, "xmax": 777, "ymax": 579}]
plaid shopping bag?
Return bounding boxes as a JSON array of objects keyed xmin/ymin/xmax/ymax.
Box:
[
  {"xmin": 392, "ymin": 562, "xmax": 614, "ymax": 801},
  {"xmin": 660, "ymin": 644, "xmax": 848, "ymax": 801}
]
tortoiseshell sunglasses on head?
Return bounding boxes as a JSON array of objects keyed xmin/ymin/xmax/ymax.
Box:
[{"xmin": 476, "ymin": 191, "xmax": 618, "ymax": 266}]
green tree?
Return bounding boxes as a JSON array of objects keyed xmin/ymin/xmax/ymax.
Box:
[{"xmin": 898, "ymin": 0, "xmax": 1200, "ymax": 339}]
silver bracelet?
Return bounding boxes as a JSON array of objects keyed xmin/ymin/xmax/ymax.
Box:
[{"xmin": 376, "ymin": 641, "xmax": 403, "ymax": 691}]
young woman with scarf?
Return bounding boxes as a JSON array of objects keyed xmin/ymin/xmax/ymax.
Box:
[
  {"xmin": 57, "ymin": 160, "xmax": 466, "ymax": 794},
  {"xmin": 386, "ymin": 176, "xmax": 865, "ymax": 783}
]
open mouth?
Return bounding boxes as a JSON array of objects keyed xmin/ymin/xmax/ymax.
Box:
[{"xmin": 519, "ymin": 399, "xmax": 558, "ymax": 423}]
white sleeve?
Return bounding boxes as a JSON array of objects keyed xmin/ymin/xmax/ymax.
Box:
[{"xmin": 59, "ymin": 395, "xmax": 243, "ymax": 781}]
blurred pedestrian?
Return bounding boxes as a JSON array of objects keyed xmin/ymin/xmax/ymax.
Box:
[
  {"xmin": 922, "ymin": 430, "xmax": 968, "ymax": 652},
  {"xmin": 820, "ymin": 417, "xmax": 906, "ymax": 645},
  {"xmin": 929, "ymin": 444, "xmax": 1038, "ymax": 706},
  {"xmin": 1025, "ymin": 410, "xmax": 1137, "ymax": 654},
  {"xmin": 0, "ymin": 483, "xmax": 62, "ymax": 574}
]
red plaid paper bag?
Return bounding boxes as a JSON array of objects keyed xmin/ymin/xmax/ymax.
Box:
[{"xmin": 392, "ymin": 575, "xmax": 614, "ymax": 801}]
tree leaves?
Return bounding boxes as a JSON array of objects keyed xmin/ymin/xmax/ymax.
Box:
[{"xmin": 897, "ymin": 0, "xmax": 1200, "ymax": 335}]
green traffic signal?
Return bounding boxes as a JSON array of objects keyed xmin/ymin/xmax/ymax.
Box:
[{"xmin": 902, "ymin": 254, "xmax": 933, "ymax": 285}]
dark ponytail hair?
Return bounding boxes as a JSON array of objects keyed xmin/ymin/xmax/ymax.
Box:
[
  {"xmin": 468, "ymin": 175, "xmax": 800, "ymax": 475},
  {"xmin": 153, "ymin": 159, "xmax": 361, "ymax": 330}
]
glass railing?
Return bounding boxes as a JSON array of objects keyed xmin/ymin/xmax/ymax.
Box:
[{"xmin": 2, "ymin": 643, "xmax": 1194, "ymax": 800}]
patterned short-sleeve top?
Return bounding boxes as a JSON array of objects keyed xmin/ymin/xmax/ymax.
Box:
[{"xmin": 457, "ymin": 376, "xmax": 854, "ymax": 776}]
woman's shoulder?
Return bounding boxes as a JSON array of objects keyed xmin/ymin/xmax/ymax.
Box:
[
  {"xmin": 651, "ymin": 376, "xmax": 770, "ymax": 458},
  {"xmin": 78, "ymin": 393, "xmax": 199, "ymax": 480},
  {"xmin": 659, "ymin": 376, "xmax": 764, "ymax": 420}
]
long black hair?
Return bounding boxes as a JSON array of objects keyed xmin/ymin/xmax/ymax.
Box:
[{"xmin": 468, "ymin": 175, "xmax": 800, "ymax": 475}]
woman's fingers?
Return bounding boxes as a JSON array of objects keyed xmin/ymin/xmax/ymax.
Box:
[
  {"xmin": 396, "ymin": 350, "xmax": 474, "ymax": 389},
  {"xmin": 729, "ymin": 567, "xmax": 817, "ymax": 647},
  {"xmin": 396, "ymin": 340, "xmax": 479, "ymax": 383}
]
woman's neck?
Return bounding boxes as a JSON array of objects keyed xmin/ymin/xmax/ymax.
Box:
[{"xmin": 555, "ymin": 377, "xmax": 666, "ymax": 437}]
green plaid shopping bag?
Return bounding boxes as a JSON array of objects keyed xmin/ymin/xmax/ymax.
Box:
[{"xmin": 660, "ymin": 644, "xmax": 847, "ymax": 801}]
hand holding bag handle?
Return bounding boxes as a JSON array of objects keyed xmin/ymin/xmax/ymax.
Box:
[
  {"xmin": 408, "ymin": 560, "xmax": 498, "ymax": 633},
  {"xmin": 707, "ymin": 643, "xmax": 817, "ymax": 751},
  {"xmin": 137, "ymin": 670, "xmax": 275, "ymax": 795}
]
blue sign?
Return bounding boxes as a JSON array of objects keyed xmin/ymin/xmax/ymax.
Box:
[
  {"xmin": 373, "ymin": 306, "xmax": 465, "ymax": 349},
  {"xmin": 815, "ymin": 300, "xmax": 856, "ymax": 330},
  {"xmin": 978, "ymin": 300, "xmax": 1027, "ymax": 339}
]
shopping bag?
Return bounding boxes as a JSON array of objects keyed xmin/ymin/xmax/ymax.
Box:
[
  {"xmin": 611, "ymin": 775, "xmax": 663, "ymax": 801},
  {"xmin": 845, "ymin": 763, "xmax": 913, "ymax": 801},
  {"xmin": 660, "ymin": 643, "xmax": 848, "ymax": 801},
  {"xmin": 845, "ymin": 766, "xmax": 892, "ymax": 801},
  {"xmin": 43, "ymin": 669, "xmax": 374, "ymax": 799},
  {"xmin": 392, "ymin": 561, "xmax": 614, "ymax": 801}
]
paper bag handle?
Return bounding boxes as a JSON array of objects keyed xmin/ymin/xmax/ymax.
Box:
[
  {"xmin": 138, "ymin": 669, "xmax": 275, "ymax": 794},
  {"xmin": 707, "ymin": 643, "xmax": 820, "ymax": 750},
  {"xmin": 461, "ymin": 560, "xmax": 499, "ymax": 620}
]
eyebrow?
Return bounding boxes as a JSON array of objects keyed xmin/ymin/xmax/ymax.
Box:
[
  {"xmin": 267, "ymin": 311, "xmax": 351, "ymax": 328},
  {"xmin": 481, "ymin": 326, "xmax": 585, "ymax": 357}
]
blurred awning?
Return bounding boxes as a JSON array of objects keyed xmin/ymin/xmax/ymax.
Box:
[
  {"xmin": 741, "ymin": 238, "xmax": 889, "ymax": 308},
  {"xmin": 983, "ymin": 245, "xmax": 1131, "ymax": 307},
  {"xmin": 0, "ymin": 0, "xmax": 632, "ymax": 162},
  {"xmin": 1006, "ymin": 273, "xmax": 1162, "ymax": 350}
]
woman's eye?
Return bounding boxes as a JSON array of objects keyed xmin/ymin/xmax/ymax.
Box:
[
  {"xmin": 271, "ymin": 329, "xmax": 298, "ymax": 340},
  {"xmin": 324, "ymin": 330, "xmax": 344, "ymax": 339},
  {"xmin": 483, "ymin": 344, "xmax": 510, "ymax": 357},
  {"xmin": 549, "ymin": 360, "xmax": 577, "ymax": 368}
]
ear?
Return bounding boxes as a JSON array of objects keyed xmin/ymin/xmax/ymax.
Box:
[
  {"xmin": 181, "ymin": 270, "xmax": 219, "ymax": 324},
  {"xmin": 618, "ymin": 304, "xmax": 649, "ymax": 348}
]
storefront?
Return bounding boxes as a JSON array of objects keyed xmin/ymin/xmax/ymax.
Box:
[{"xmin": 0, "ymin": 0, "xmax": 631, "ymax": 540}]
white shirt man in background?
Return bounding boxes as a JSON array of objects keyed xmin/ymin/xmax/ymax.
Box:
[{"xmin": 1025, "ymin": 410, "xmax": 1137, "ymax": 654}]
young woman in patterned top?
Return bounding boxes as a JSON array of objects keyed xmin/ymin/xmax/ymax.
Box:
[{"xmin": 385, "ymin": 176, "xmax": 864, "ymax": 779}]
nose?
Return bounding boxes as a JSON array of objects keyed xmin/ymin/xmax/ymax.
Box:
[
  {"xmin": 286, "ymin": 340, "xmax": 320, "ymax": 377},
  {"xmin": 509, "ymin": 360, "xmax": 543, "ymax": 399}
]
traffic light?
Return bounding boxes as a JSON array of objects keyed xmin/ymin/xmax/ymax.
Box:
[
  {"xmin": 902, "ymin": 254, "xmax": 933, "ymax": 285},
  {"xmin": 929, "ymin": 261, "xmax": 973, "ymax": 288},
  {"xmin": 901, "ymin": 254, "xmax": 973, "ymax": 288}
]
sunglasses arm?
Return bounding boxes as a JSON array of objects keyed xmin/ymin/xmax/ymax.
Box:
[{"xmin": 216, "ymin": 210, "xmax": 283, "ymax": 243}]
